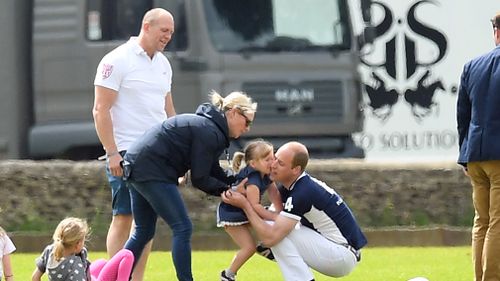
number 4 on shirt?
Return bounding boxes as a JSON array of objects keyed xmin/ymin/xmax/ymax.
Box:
[{"xmin": 284, "ymin": 197, "xmax": 294, "ymax": 212}]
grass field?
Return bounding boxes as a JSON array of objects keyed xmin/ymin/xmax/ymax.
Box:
[{"xmin": 13, "ymin": 247, "xmax": 472, "ymax": 280}]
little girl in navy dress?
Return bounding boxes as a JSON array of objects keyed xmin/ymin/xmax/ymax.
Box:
[{"xmin": 217, "ymin": 139, "xmax": 283, "ymax": 281}]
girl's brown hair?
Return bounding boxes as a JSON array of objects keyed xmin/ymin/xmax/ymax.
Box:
[{"xmin": 232, "ymin": 139, "xmax": 273, "ymax": 172}]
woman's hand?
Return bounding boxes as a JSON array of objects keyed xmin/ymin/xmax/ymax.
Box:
[{"xmin": 232, "ymin": 177, "xmax": 248, "ymax": 195}]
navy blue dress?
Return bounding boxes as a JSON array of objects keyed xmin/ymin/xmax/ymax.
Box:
[{"xmin": 217, "ymin": 166, "xmax": 272, "ymax": 226}]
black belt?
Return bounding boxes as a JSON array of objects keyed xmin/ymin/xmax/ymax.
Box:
[{"xmin": 343, "ymin": 244, "xmax": 361, "ymax": 262}]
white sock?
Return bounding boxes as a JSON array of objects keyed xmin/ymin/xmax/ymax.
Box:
[{"xmin": 226, "ymin": 269, "xmax": 236, "ymax": 278}]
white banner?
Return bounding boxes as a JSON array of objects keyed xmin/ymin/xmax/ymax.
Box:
[{"xmin": 351, "ymin": 0, "xmax": 499, "ymax": 162}]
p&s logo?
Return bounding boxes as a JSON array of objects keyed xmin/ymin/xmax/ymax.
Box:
[{"xmin": 361, "ymin": 0, "xmax": 455, "ymax": 122}]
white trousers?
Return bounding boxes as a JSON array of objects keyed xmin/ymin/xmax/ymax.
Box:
[{"xmin": 271, "ymin": 224, "xmax": 357, "ymax": 281}]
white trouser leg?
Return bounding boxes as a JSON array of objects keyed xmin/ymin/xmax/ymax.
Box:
[
  {"xmin": 271, "ymin": 224, "xmax": 357, "ymax": 280},
  {"xmin": 272, "ymin": 233, "xmax": 314, "ymax": 281}
]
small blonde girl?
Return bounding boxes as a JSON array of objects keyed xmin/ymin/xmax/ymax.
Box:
[
  {"xmin": 32, "ymin": 217, "xmax": 134, "ymax": 281},
  {"xmin": 217, "ymin": 139, "xmax": 283, "ymax": 281},
  {"xmin": 32, "ymin": 217, "xmax": 92, "ymax": 281},
  {"xmin": 0, "ymin": 226, "xmax": 16, "ymax": 281}
]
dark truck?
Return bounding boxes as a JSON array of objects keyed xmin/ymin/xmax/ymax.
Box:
[{"xmin": 0, "ymin": 0, "xmax": 373, "ymax": 159}]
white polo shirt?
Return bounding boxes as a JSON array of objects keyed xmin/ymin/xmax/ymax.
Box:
[{"xmin": 94, "ymin": 37, "xmax": 172, "ymax": 151}]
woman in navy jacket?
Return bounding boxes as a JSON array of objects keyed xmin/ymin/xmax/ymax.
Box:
[{"xmin": 122, "ymin": 90, "xmax": 257, "ymax": 281}]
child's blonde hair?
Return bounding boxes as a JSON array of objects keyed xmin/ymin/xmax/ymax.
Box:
[
  {"xmin": 0, "ymin": 226, "xmax": 5, "ymax": 236},
  {"xmin": 52, "ymin": 217, "xmax": 89, "ymax": 261},
  {"xmin": 232, "ymin": 139, "xmax": 273, "ymax": 172}
]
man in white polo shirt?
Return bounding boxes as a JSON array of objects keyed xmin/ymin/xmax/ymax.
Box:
[{"xmin": 92, "ymin": 8, "xmax": 176, "ymax": 281}]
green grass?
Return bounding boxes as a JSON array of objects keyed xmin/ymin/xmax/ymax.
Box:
[{"xmin": 13, "ymin": 247, "xmax": 472, "ymax": 280}]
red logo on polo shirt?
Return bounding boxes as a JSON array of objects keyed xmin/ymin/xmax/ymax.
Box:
[{"xmin": 102, "ymin": 64, "xmax": 114, "ymax": 79}]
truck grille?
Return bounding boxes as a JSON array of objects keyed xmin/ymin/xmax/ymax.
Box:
[
  {"xmin": 242, "ymin": 80, "xmax": 344, "ymax": 122},
  {"xmin": 33, "ymin": 0, "xmax": 79, "ymax": 42}
]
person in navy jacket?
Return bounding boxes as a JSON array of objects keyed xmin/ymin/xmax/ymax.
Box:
[
  {"xmin": 122, "ymin": 90, "xmax": 256, "ymax": 281},
  {"xmin": 457, "ymin": 12, "xmax": 500, "ymax": 281},
  {"xmin": 223, "ymin": 141, "xmax": 367, "ymax": 281}
]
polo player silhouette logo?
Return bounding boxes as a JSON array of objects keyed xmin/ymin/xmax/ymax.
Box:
[
  {"xmin": 361, "ymin": 0, "xmax": 448, "ymax": 122},
  {"xmin": 404, "ymin": 70, "xmax": 444, "ymax": 121},
  {"xmin": 365, "ymin": 72, "xmax": 399, "ymax": 121}
]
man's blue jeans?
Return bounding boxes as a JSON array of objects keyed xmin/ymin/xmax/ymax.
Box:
[{"xmin": 124, "ymin": 180, "xmax": 193, "ymax": 281}]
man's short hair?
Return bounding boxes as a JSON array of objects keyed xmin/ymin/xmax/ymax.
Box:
[
  {"xmin": 292, "ymin": 150, "xmax": 308, "ymax": 172},
  {"xmin": 492, "ymin": 12, "xmax": 500, "ymax": 28}
]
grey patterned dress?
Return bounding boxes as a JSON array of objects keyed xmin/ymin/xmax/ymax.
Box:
[{"xmin": 35, "ymin": 244, "xmax": 91, "ymax": 281}]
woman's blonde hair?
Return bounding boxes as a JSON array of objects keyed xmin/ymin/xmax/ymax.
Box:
[
  {"xmin": 232, "ymin": 139, "xmax": 273, "ymax": 172},
  {"xmin": 52, "ymin": 217, "xmax": 89, "ymax": 261},
  {"xmin": 210, "ymin": 90, "xmax": 257, "ymax": 115}
]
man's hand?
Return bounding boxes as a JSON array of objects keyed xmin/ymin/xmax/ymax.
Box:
[
  {"xmin": 221, "ymin": 190, "xmax": 248, "ymax": 209},
  {"xmin": 462, "ymin": 166, "xmax": 469, "ymax": 177},
  {"xmin": 108, "ymin": 154, "xmax": 123, "ymax": 177}
]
